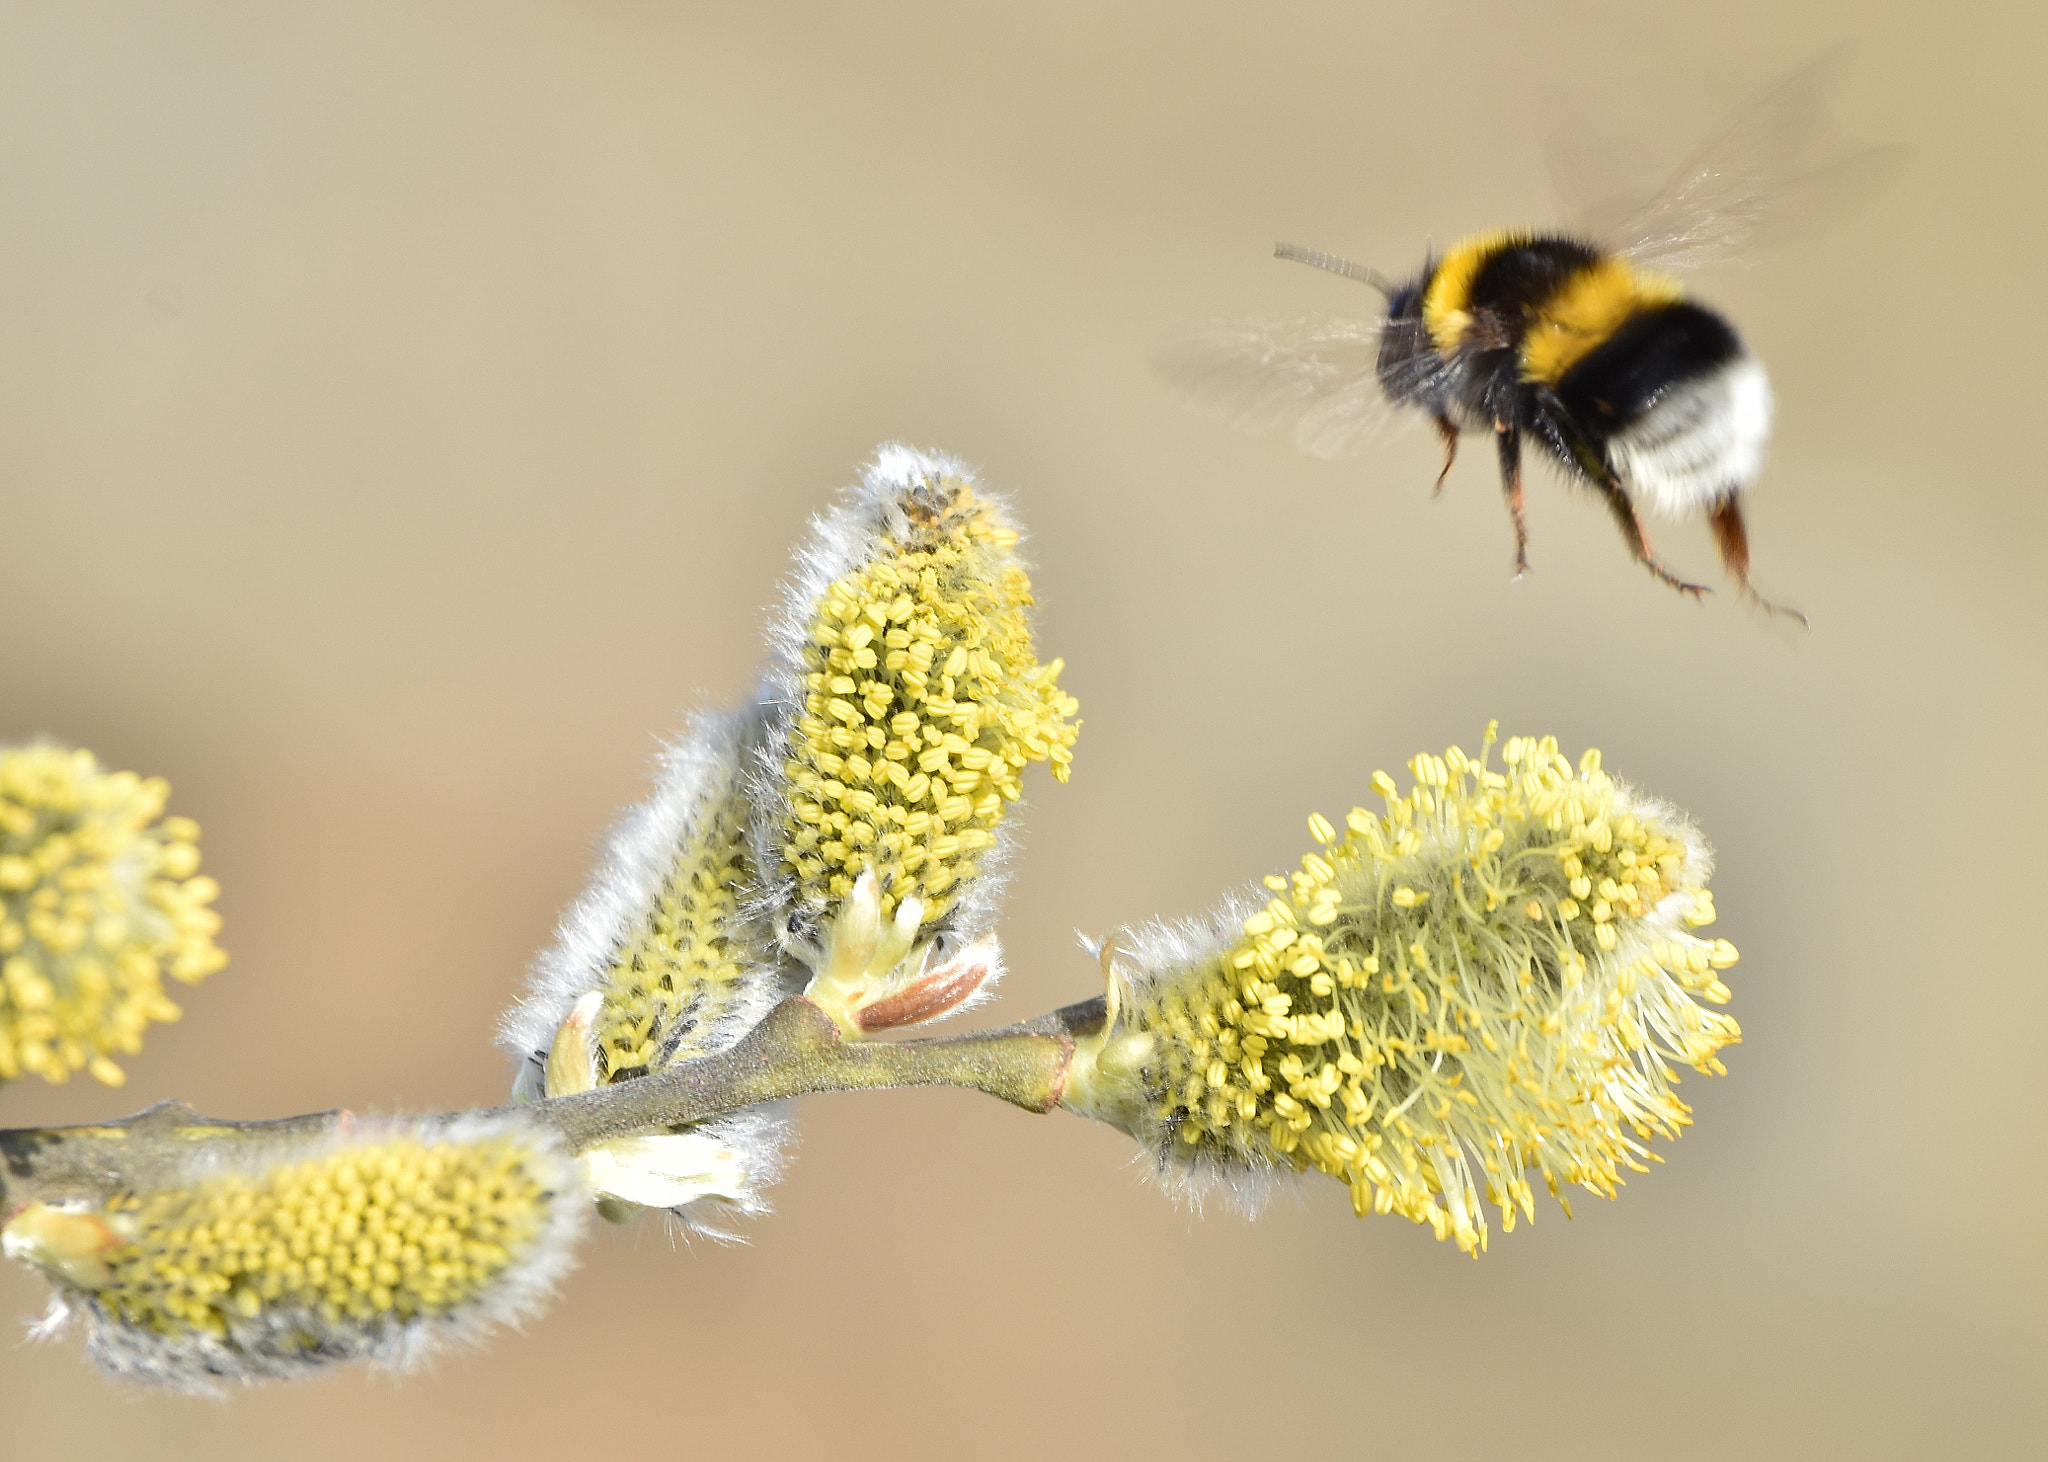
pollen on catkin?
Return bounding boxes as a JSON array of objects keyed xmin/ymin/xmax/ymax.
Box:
[
  {"xmin": 1060, "ymin": 725, "xmax": 1741, "ymax": 1255},
  {"xmin": 2, "ymin": 1117, "xmax": 584, "ymax": 1389},
  {"xmin": 501, "ymin": 708, "xmax": 795, "ymax": 1229},
  {"xmin": 755, "ymin": 445, "xmax": 1078, "ymax": 1028},
  {"xmin": 0, "ymin": 744, "xmax": 226, "ymax": 1087}
]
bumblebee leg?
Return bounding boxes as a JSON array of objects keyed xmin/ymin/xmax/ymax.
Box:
[
  {"xmin": 1493, "ymin": 420, "xmax": 1530, "ymax": 577},
  {"xmin": 1708, "ymin": 495, "xmax": 1751, "ymax": 581},
  {"xmin": 1587, "ymin": 471, "xmax": 1712, "ymax": 599},
  {"xmin": 1432, "ymin": 415, "xmax": 1459, "ymax": 497},
  {"xmin": 1532, "ymin": 388, "xmax": 1710, "ymax": 600},
  {"xmin": 1709, "ymin": 496, "xmax": 1808, "ymax": 627}
]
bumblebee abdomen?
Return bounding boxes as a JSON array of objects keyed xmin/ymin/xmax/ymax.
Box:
[{"xmin": 1554, "ymin": 302, "xmax": 1772, "ymax": 515}]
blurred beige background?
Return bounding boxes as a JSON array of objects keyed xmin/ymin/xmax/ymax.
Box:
[{"xmin": 2, "ymin": 2, "xmax": 2042, "ymax": 1456}]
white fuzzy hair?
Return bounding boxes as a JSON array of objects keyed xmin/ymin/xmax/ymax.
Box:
[
  {"xmin": 639, "ymin": 1103, "xmax": 799, "ymax": 1242},
  {"xmin": 499, "ymin": 704, "xmax": 786, "ymax": 1062},
  {"xmin": 1611, "ymin": 355, "xmax": 1773, "ymax": 518},
  {"xmin": 34, "ymin": 1114, "xmax": 587, "ymax": 1393},
  {"xmin": 1615, "ymin": 779, "xmax": 1715, "ymax": 886},
  {"xmin": 496, "ymin": 703, "xmax": 800, "ymax": 1229},
  {"xmin": 745, "ymin": 443, "xmax": 1034, "ymax": 987}
]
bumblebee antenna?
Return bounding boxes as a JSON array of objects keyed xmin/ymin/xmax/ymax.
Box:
[{"xmin": 1275, "ymin": 241, "xmax": 1395, "ymax": 296}]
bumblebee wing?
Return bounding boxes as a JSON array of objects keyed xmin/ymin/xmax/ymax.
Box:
[
  {"xmin": 1153, "ymin": 312, "xmax": 1396, "ymax": 460},
  {"xmin": 1574, "ymin": 49, "xmax": 1894, "ymax": 273}
]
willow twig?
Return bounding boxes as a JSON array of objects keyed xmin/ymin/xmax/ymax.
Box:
[{"xmin": 0, "ymin": 996, "xmax": 1109, "ymax": 1217}]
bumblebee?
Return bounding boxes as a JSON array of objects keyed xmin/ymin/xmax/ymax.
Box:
[
  {"xmin": 1159, "ymin": 58, "xmax": 1881, "ymax": 624},
  {"xmin": 1346, "ymin": 231, "xmax": 1776, "ymax": 608}
]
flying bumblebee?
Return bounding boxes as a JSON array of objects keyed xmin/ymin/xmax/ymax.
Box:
[{"xmin": 1161, "ymin": 57, "xmax": 1883, "ymax": 623}]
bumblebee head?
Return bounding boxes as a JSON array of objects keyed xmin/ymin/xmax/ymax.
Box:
[{"xmin": 1375, "ymin": 279, "xmax": 1435, "ymax": 405}]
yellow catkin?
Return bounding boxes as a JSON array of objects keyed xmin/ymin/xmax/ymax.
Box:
[
  {"xmin": 590, "ymin": 775, "xmax": 759, "ymax": 1083},
  {"xmin": 1069, "ymin": 725, "xmax": 1740, "ymax": 1255},
  {"xmin": 90, "ymin": 1134, "xmax": 553, "ymax": 1340},
  {"xmin": 508, "ymin": 715, "xmax": 792, "ymax": 1226},
  {"xmin": 0, "ymin": 745, "xmax": 226, "ymax": 1086},
  {"xmin": 778, "ymin": 477, "xmax": 1079, "ymax": 935}
]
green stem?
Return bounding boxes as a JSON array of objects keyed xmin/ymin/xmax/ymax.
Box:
[{"xmin": 0, "ymin": 997, "xmax": 1106, "ymax": 1217}]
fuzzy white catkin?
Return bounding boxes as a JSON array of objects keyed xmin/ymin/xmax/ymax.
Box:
[
  {"xmin": 14, "ymin": 1116, "xmax": 586, "ymax": 1392},
  {"xmin": 748, "ymin": 444, "xmax": 1078, "ymax": 1027},
  {"xmin": 500, "ymin": 706, "xmax": 799, "ymax": 1229}
]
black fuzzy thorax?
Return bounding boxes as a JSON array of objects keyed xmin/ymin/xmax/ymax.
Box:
[{"xmin": 1466, "ymin": 238, "xmax": 1604, "ymax": 337}]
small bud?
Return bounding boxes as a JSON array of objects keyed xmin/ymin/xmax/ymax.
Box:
[
  {"xmin": 798, "ymin": 869, "xmax": 1004, "ymax": 1035},
  {"xmin": 851, "ymin": 936, "xmax": 1000, "ymax": 1033},
  {"xmin": 531, "ymin": 991, "xmax": 770, "ymax": 1224},
  {"xmin": 1061, "ymin": 726, "xmax": 1741, "ymax": 1255},
  {"xmin": 579, "ymin": 1133, "xmax": 749, "ymax": 1212},
  {"xmin": 542, "ymin": 990, "xmax": 604, "ymax": 1099},
  {"xmin": 1, "ymin": 1201, "xmax": 133, "ymax": 1290}
]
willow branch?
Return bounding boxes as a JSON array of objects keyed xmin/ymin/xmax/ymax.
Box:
[{"xmin": 0, "ymin": 995, "xmax": 1108, "ymax": 1217}]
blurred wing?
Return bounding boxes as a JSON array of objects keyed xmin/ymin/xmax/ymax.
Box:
[
  {"xmin": 1571, "ymin": 48, "xmax": 1896, "ymax": 272},
  {"xmin": 1154, "ymin": 312, "xmax": 1394, "ymax": 461}
]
